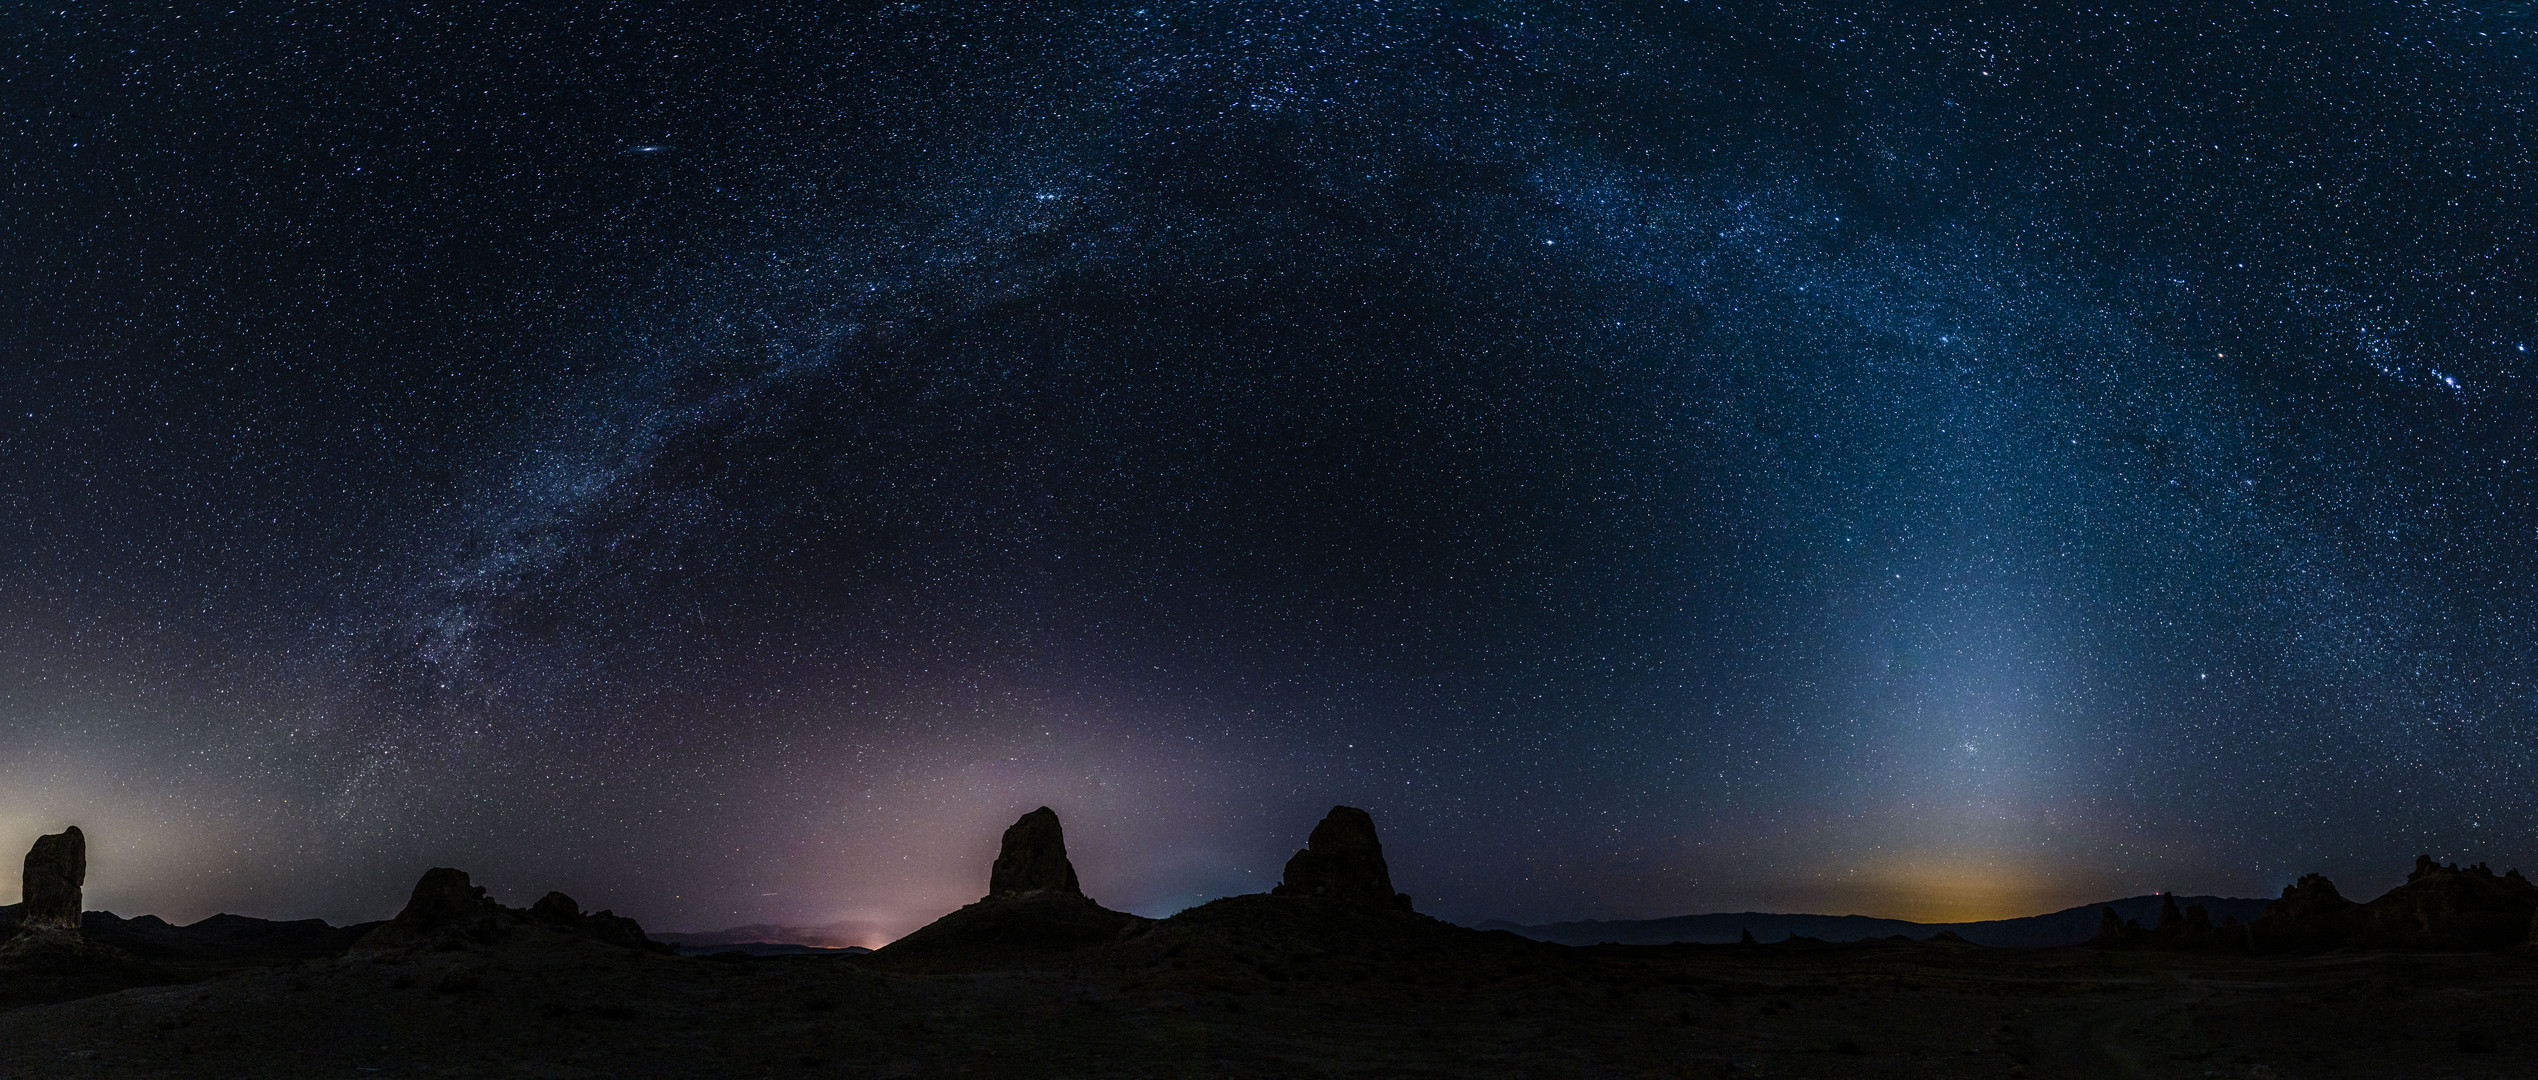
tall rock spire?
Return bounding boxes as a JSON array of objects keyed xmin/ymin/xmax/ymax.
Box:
[
  {"xmin": 988, "ymin": 807, "xmax": 1082, "ymax": 898},
  {"xmin": 1273, "ymin": 806, "xmax": 1412, "ymax": 911},
  {"xmin": 20, "ymin": 826, "xmax": 86, "ymax": 934}
]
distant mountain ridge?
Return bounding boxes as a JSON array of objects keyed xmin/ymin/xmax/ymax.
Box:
[
  {"xmin": 651, "ymin": 921, "xmax": 880, "ymax": 954},
  {"xmin": 0, "ymin": 902, "xmax": 382, "ymax": 961},
  {"xmin": 652, "ymin": 939, "xmax": 872, "ymax": 957},
  {"xmin": 1476, "ymin": 893, "xmax": 2274, "ymax": 948}
]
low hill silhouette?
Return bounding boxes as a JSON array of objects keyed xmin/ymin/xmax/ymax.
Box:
[
  {"xmin": 648, "ymin": 916, "xmax": 889, "ymax": 954},
  {"xmin": 648, "ymin": 924, "xmax": 877, "ymax": 956},
  {"xmin": 1477, "ymin": 893, "xmax": 2273, "ymax": 947}
]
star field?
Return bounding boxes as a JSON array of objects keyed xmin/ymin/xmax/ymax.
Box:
[{"xmin": 1, "ymin": 1, "xmax": 2533, "ymax": 936}]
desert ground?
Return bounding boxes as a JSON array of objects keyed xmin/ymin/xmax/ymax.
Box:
[{"xmin": 4, "ymin": 896, "xmax": 2537, "ymax": 1080}]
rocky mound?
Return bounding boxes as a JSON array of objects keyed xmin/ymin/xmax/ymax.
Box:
[
  {"xmin": 352, "ymin": 868, "xmax": 666, "ymax": 957},
  {"xmin": 1272, "ymin": 806, "xmax": 1413, "ymax": 911},
  {"xmin": 872, "ymin": 807, "xmax": 1147, "ymax": 969}
]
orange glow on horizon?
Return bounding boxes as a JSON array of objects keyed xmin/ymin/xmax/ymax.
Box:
[{"xmin": 1806, "ymin": 854, "xmax": 2079, "ymax": 924}]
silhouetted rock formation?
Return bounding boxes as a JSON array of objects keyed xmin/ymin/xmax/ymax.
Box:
[
  {"xmin": 2251, "ymin": 873, "xmax": 2366, "ymax": 951},
  {"xmin": 352, "ymin": 868, "xmax": 663, "ymax": 956},
  {"xmin": 989, "ymin": 807, "xmax": 1082, "ymax": 897},
  {"xmin": 1272, "ymin": 806, "xmax": 1413, "ymax": 911},
  {"xmin": 0, "ymin": 827, "xmax": 170, "ymax": 1003},
  {"xmin": 2085, "ymin": 905, "xmax": 2148, "ymax": 946},
  {"xmin": 2269, "ymin": 873, "xmax": 2358, "ymax": 920},
  {"xmin": 2085, "ymin": 893, "xmax": 2240, "ymax": 950},
  {"xmin": 2250, "ymin": 858, "xmax": 2538, "ymax": 951},
  {"xmin": 528, "ymin": 891, "xmax": 654, "ymax": 951},
  {"xmin": 873, "ymin": 808, "xmax": 1147, "ymax": 969},
  {"xmin": 19, "ymin": 826, "xmax": 85, "ymax": 935},
  {"xmin": 353, "ymin": 868, "xmax": 505, "ymax": 954},
  {"xmin": 3, "ymin": 826, "xmax": 102, "ymax": 967},
  {"xmin": 2361, "ymin": 857, "xmax": 2537, "ymax": 949},
  {"xmin": 530, "ymin": 891, "xmax": 580, "ymax": 924},
  {"xmin": 2091, "ymin": 905, "xmax": 2123, "ymax": 943},
  {"xmin": 2153, "ymin": 893, "xmax": 2185, "ymax": 938}
]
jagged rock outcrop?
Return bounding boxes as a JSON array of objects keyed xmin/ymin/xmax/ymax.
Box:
[
  {"xmin": 2088, "ymin": 894, "xmax": 2235, "ymax": 950},
  {"xmin": 2270, "ymin": 873, "xmax": 2359, "ymax": 920},
  {"xmin": 2085, "ymin": 905, "xmax": 2147, "ymax": 946},
  {"xmin": 2250, "ymin": 859, "xmax": 2538, "ymax": 951},
  {"xmin": 2361, "ymin": 856, "xmax": 2537, "ymax": 949},
  {"xmin": 352, "ymin": 868, "xmax": 505, "ymax": 954},
  {"xmin": 872, "ymin": 807, "xmax": 1147, "ymax": 969},
  {"xmin": 988, "ymin": 807, "xmax": 1082, "ymax": 897},
  {"xmin": 529, "ymin": 891, "xmax": 655, "ymax": 951},
  {"xmin": 352, "ymin": 868, "xmax": 663, "ymax": 956},
  {"xmin": 19, "ymin": 826, "xmax": 85, "ymax": 934},
  {"xmin": 2250, "ymin": 873, "xmax": 2367, "ymax": 951},
  {"xmin": 1272, "ymin": 806, "xmax": 1413, "ymax": 911}
]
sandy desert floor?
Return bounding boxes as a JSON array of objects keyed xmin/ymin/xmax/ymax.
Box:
[{"xmin": 2, "ymin": 898, "xmax": 2536, "ymax": 1079}]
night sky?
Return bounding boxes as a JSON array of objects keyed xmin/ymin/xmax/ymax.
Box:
[{"xmin": 4, "ymin": 1, "xmax": 2534, "ymax": 941}]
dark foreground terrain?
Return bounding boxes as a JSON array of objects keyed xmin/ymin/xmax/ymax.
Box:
[{"xmin": 4, "ymin": 895, "xmax": 2537, "ymax": 1080}]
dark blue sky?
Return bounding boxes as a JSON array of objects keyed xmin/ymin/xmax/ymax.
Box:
[{"xmin": 2, "ymin": 1, "xmax": 2533, "ymax": 938}]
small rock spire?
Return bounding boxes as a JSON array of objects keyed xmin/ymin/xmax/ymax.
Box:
[
  {"xmin": 2090, "ymin": 905, "xmax": 2126, "ymax": 944},
  {"xmin": 2155, "ymin": 893, "xmax": 2186, "ymax": 936}
]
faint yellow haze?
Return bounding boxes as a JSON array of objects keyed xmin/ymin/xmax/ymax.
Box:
[{"xmin": 1820, "ymin": 853, "xmax": 2081, "ymax": 924}]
